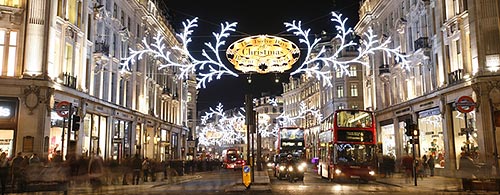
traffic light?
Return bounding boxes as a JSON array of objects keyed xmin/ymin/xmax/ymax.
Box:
[
  {"xmin": 72, "ymin": 115, "xmax": 81, "ymax": 131},
  {"xmin": 412, "ymin": 128, "xmax": 419, "ymax": 137},
  {"xmin": 404, "ymin": 119, "xmax": 413, "ymax": 136}
]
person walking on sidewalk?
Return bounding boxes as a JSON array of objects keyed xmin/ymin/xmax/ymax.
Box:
[
  {"xmin": 142, "ymin": 158, "xmax": 151, "ymax": 182},
  {"xmin": 427, "ymin": 154, "xmax": 435, "ymax": 176},
  {"xmin": 459, "ymin": 152, "xmax": 478, "ymax": 191},
  {"xmin": 131, "ymin": 154, "xmax": 142, "ymax": 185},
  {"xmin": 401, "ymin": 154, "xmax": 413, "ymax": 183}
]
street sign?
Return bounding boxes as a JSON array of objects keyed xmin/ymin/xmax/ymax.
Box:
[
  {"xmin": 55, "ymin": 101, "xmax": 70, "ymax": 118},
  {"xmin": 242, "ymin": 165, "xmax": 251, "ymax": 189},
  {"xmin": 455, "ymin": 96, "xmax": 476, "ymax": 113}
]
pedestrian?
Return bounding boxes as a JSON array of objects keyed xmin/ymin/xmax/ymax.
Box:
[
  {"xmin": 401, "ymin": 154, "xmax": 413, "ymax": 183},
  {"xmin": 421, "ymin": 154, "xmax": 428, "ymax": 177},
  {"xmin": 28, "ymin": 153, "xmax": 41, "ymax": 165},
  {"xmin": 0, "ymin": 152, "xmax": 9, "ymax": 195},
  {"xmin": 142, "ymin": 157, "xmax": 150, "ymax": 182},
  {"xmin": 427, "ymin": 154, "xmax": 435, "ymax": 176},
  {"xmin": 131, "ymin": 154, "xmax": 142, "ymax": 185},
  {"xmin": 459, "ymin": 152, "xmax": 478, "ymax": 191},
  {"xmin": 10, "ymin": 152, "xmax": 24, "ymax": 191},
  {"xmin": 88, "ymin": 152, "xmax": 104, "ymax": 193}
]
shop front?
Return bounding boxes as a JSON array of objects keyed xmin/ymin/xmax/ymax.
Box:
[
  {"xmin": 417, "ymin": 108, "xmax": 445, "ymax": 168},
  {"xmin": 82, "ymin": 113, "xmax": 107, "ymax": 157},
  {"xmin": 379, "ymin": 120, "xmax": 396, "ymax": 158},
  {"xmin": 0, "ymin": 97, "xmax": 18, "ymax": 157},
  {"xmin": 112, "ymin": 117, "xmax": 133, "ymax": 162}
]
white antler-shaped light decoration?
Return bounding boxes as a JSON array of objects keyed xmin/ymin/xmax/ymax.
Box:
[
  {"xmin": 277, "ymin": 102, "xmax": 322, "ymax": 127},
  {"xmin": 285, "ymin": 12, "xmax": 410, "ymax": 87},
  {"xmin": 122, "ymin": 18, "xmax": 239, "ymax": 89},
  {"xmin": 197, "ymin": 103, "xmax": 246, "ymax": 146}
]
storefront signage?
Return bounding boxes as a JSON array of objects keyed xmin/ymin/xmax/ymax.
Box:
[
  {"xmin": 455, "ymin": 96, "xmax": 475, "ymax": 113},
  {"xmin": 226, "ymin": 35, "xmax": 300, "ymax": 74},
  {"xmin": 0, "ymin": 106, "xmax": 11, "ymax": 118},
  {"xmin": 0, "ymin": 99, "xmax": 16, "ymax": 122},
  {"xmin": 55, "ymin": 101, "xmax": 70, "ymax": 118}
]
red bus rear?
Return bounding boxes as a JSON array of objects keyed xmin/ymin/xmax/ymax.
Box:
[{"xmin": 223, "ymin": 148, "xmax": 245, "ymax": 169}]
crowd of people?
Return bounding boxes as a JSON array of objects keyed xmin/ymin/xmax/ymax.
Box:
[{"xmin": 0, "ymin": 151, "xmax": 214, "ymax": 194}]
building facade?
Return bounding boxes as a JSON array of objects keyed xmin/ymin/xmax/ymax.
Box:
[
  {"xmin": 254, "ymin": 94, "xmax": 283, "ymax": 158},
  {"xmin": 356, "ymin": 0, "xmax": 500, "ymax": 177},
  {"xmin": 0, "ymin": 0, "xmax": 196, "ymax": 163}
]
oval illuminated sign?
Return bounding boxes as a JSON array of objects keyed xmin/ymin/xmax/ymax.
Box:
[{"xmin": 226, "ymin": 35, "xmax": 300, "ymax": 74}]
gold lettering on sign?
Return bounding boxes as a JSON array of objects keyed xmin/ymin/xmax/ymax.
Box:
[{"xmin": 226, "ymin": 35, "xmax": 300, "ymax": 74}]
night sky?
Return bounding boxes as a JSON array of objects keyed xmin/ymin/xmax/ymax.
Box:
[{"xmin": 164, "ymin": 0, "xmax": 360, "ymax": 111}]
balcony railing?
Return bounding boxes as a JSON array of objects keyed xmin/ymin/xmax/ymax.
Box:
[
  {"xmin": 63, "ymin": 72, "xmax": 77, "ymax": 89},
  {"xmin": 414, "ymin": 37, "xmax": 430, "ymax": 51},
  {"xmin": 379, "ymin": 64, "xmax": 390, "ymax": 76},
  {"xmin": 448, "ymin": 69, "xmax": 463, "ymax": 85},
  {"xmin": 94, "ymin": 41, "xmax": 110, "ymax": 55}
]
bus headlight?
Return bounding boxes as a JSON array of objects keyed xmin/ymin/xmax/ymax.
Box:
[
  {"xmin": 335, "ymin": 169, "xmax": 342, "ymax": 175},
  {"xmin": 279, "ymin": 166, "xmax": 285, "ymax": 171},
  {"xmin": 369, "ymin": 171, "xmax": 375, "ymax": 176}
]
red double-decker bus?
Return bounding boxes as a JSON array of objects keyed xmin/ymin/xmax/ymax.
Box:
[{"xmin": 317, "ymin": 109, "xmax": 377, "ymax": 181}]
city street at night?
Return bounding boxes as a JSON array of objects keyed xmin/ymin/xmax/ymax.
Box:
[{"xmin": 0, "ymin": 0, "xmax": 500, "ymax": 194}]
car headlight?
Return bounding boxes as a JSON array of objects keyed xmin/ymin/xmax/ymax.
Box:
[
  {"xmin": 288, "ymin": 166, "xmax": 293, "ymax": 172},
  {"xmin": 267, "ymin": 162, "xmax": 274, "ymax": 167},
  {"xmin": 298, "ymin": 165, "xmax": 305, "ymax": 172},
  {"xmin": 279, "ymin": 166, "xmax": 285, "ymax": 171},
  {"xmin": 369, "ymin": 170, "xmax": 375, "ymax": 176},
  {"xmin": 335, "ymin": 169, "xmax": 342, "ymax": 175},
  {"xmin": 300, "ymin": 162, "xmax": 307, "ymax": 168}
]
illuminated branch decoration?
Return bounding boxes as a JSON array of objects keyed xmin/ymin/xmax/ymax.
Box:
[
  {"xmin": 122, "ymin": 17, "xmax": 239, "ymax": 89},
  {"xmin": 286, "ymin": 12, "xmax": 410, "ymax": 87},
  {"xmin": 198, "ymin": 103, "xmax": 246, "ymax": 146},
  {"xmin": 268, "ymin": 98, "xmax": 279, "ymax": 107},
  {"xmin": 276, "ymin": 102, "xmax": 322, "ymax": 127}
]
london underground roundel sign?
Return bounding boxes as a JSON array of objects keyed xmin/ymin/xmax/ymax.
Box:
[
  {"xmin": 226, "ymin": 35, "xmax": 300, "ymax": 74},
  {"xmin": 455, "ymin": 96, "xmax": 476, "ymax": 113}
]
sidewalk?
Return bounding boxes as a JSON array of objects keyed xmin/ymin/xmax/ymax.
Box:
[
  {"xmin": 375, "ymin": 173, "xmax": 499, "ymax": 193},
  {"xmin": 62, "ymin": 173, "xmax": 201, "ymax": 194}
]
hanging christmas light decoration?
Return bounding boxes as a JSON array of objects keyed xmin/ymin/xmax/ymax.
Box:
[
  {"xmin": 121, "ymin": 12, "xmax": 409, "ymax": 88},
  {"xmin": 197, "ymin": 103, "xmax": 246, "ymax": 146},
  {"xmin": 276, "ymin": 102, "xmax": 322, "ymax": 127},
  {"xmin": 285, "ymin": 12, "xmax": 410, "ymax": 87},
  {"xmin": 122, "ymin": 18, "xmax": 239, "ymax": 89}
]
